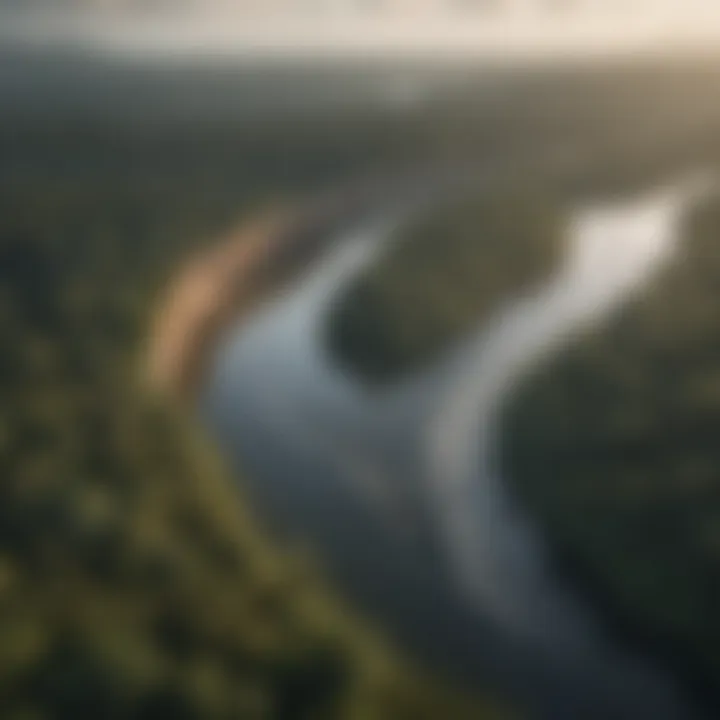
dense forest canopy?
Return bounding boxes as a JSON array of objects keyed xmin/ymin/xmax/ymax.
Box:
[
  {"xmin": 0, "ymin": 59, "xmax": 507, "ymax": 719},
  {"xmin": 326, "ymin": 189, "xmax": 566, "ymax": 381},
  {"xmin": 5, "ymin": 51, "xmax": 720, "ymax": 717},
  {"xmin": 317, "ymin": 58, "xmax": 720, "ymax": 713},
  {"xmin": 500, "ymin": 190, "xmax": 720, "ymax": 703},
  {"xmin": 323, "ymin": 61, "xmax": 720, "ymax": 383}
]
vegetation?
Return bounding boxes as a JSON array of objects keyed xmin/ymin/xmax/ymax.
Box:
[
  {"xmin": 327, "ymin": 189, "xmax": 566, "ymax": 381},
  {"xmin": 7, "ymin": 50, "xmax": 720, "ymax": 717},
  {"xmin": 324, "ymin": 61, "xmax": 720, "ymax": 383},
  {"xmin": 0, "ymin": 65, "xmax": 505, "ymax": 718},
  {"xmin": 500, "ymin": 191, "xmax": 720, "ymax": 701}
]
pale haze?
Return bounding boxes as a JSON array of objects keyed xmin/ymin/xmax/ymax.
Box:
[{"xmin": 2, "ymin": 1, "xmax": 720, "ymax": 56}]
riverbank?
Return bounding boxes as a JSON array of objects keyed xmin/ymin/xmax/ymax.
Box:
[
  {"xmin": 499, "ymin": 185, "xmax": 720, "ymax": 717},
  {"xmin": 326, "ymin": 187, "xmax": 566, "ymax": 382},
  {"xmin": 144, "ymin": 195, "xmax": 360, "ymax": 399},
  {"xmin": 201, "ymin": 180, "xmax": 713, "ymax": 719},
  {"xmin": 143, "ymin": 172, "xmax": 419, "ymax": 398},
  {"xmin": 145, "ymin": 211, "xmax": 288, "ymax": 399},
  {"xmin": 143, "ymin": 200, "xmax": 511, "ymax": 719}
]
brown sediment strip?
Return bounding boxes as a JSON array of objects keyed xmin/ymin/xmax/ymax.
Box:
[
  {"xmin": 143, "ymin": 164, "xmax": 488, "ymax": 401},
  {"xmin": 145, "ymin": 210, "xmax": 290, "ymax": 400},
  {"xmin": 143, "ymin": 180, "xmax": 385, "ymax": 401}
]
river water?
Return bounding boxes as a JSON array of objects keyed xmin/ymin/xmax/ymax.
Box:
[{"xmin": 202, "ymin": 182, "xmax": 710, "ymax": 719}]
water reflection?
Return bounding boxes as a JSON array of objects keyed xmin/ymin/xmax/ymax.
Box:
[{"xmin": 203, "ymin": 181, "xmax": 709, "ymax": 719}]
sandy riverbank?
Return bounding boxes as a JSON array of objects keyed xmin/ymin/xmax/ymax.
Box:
[{"xmin": 144, "ymin": 190, "xmax": 374, "ymax": 399}]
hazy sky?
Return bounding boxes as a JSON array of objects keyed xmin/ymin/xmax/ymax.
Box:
[{"xmin": 2, "ymin": 1, "xmax": 720, "ymax": 57}]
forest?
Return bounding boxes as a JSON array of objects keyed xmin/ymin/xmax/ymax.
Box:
[
  {"xmin": 500, "ymin": 190, "xmax": 720, "ymax": 705},
  {"xmin": 6, "ymin": 50, "xmax": 720, "ymax": 718},
  {"xmin": 321, "ymin": 57, "xmax": 720, "ymax": 714},
  {"xmin": 0, "ymin": 56, "xmax": 507, "ymax": 719},
  {"xmin": 327, "ymin": 188, "xmax": 566, "ymax": 381},
  {"xmin": 324, "ymin": 60, "xmax": 720, "ymax": 383}
]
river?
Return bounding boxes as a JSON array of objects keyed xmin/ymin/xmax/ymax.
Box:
[{"xmin": 201, "ymin": 180, "xmax": 710, "ymax": 719}]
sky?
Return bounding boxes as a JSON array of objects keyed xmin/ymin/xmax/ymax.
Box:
[{"xmin": 2, "ymin": 1, "xmax": 720, "ymax": 57}]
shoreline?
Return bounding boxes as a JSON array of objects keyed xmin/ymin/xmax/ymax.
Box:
[
  {"xmin": 143, "ymin": 185, "xmax": 379, "ymax": 400},
  {"xmin": 145, "ymin": 174, "xmax": 714, "ymax": 718},
  {"xmin": 145, "ymin": 210, "xmax": 290, "ymax": 400},
  {"xmin": 141, "ymin": 164, "xmax": 490, "ymax": 400}
]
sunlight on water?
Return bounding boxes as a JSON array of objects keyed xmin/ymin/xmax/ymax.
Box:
[{"xmin": 428, "ymin": 179, "xmax": 708, "ymax": 636}]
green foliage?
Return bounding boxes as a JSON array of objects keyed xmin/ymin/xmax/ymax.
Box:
[
  {"xmin": 0, "ymin": 91, "xmax": 503, "ymax": 719},
  {"xmin": 7, "ymin": 55, "xmax": 720, "ymax": 717},
  {"xmin": 501, "ymin": 191, "xmax": 720, "ymax": 697},
  {"xmin": 327, "ymin": 190, "xmax": 565, "ymax": 381},
  {"xmin": 325, "ymin": 63, "xmax": 720, "ymax": 383}
]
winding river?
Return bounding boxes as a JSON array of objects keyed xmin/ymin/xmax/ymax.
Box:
[{"xmin": 202, "ymin": 181, "xmax": 710, "ymax": 719}]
